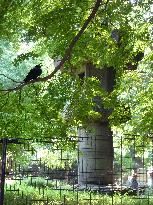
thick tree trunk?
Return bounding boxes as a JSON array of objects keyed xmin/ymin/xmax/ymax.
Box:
[
  {"xmin": 78, "ymin": 63, "xmax": 115, "ymax": 185},
  {"xmin": 78, "ymin": 123, "xmax": 113, "ymax": 185}
]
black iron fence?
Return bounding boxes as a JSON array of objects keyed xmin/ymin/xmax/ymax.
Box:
[{"xmin": 0, "ymin": 135, "xmax": 153, "ymax": 205}]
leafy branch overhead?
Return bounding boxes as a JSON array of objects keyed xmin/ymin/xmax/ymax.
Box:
[
  {"xmin": 0, "ymin": 0, "xmax": 152, "ymax": 143},
  {"xmin": 0, "ymin": 0, "xmax": 104, "ymax": 92}
]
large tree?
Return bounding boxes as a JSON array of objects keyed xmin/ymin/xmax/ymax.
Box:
[{"xmin": 0, "ymin": 0, "xmax": 152, "ymax": 185}]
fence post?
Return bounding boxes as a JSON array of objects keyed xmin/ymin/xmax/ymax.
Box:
[{"xmin": 0, "ymin": 138, "xmax": 7, "ymax": 205}]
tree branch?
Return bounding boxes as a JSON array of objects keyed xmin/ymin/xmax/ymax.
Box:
[
  {"xmin": 1, "ymin": 0, "xmax": 103, "ymax": 92},
  {"xmin": 0, "ymin": 73, "xmax": 21, "ymax": 83}
]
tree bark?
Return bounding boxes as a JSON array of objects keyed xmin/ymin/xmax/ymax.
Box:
[
  {"xmin": 78, "ymin": 63, "xmax": 115, "ymax": 185},
  {"xmin": 78, "ymin": 122, "xmax": 113, "ymax": 185}
]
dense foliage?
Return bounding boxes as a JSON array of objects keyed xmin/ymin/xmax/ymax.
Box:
[{"xmin": 0, "ymin": 0, "xmax": 152, "ymax": 146}]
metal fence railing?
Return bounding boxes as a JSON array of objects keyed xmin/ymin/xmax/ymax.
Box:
[{"xmin": 0, "ymin": 135, "xmax": 153, "ymax": 205}]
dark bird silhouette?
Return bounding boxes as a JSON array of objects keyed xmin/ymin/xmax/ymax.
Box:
[{"xmin": 24, "ymin": 65, "xmax": 42, "ymax": 82}]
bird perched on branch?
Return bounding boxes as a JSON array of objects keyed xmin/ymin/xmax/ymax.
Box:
[{"xmin": 24, "ymin": 64, "xmax": 42, "ymax": 82}]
